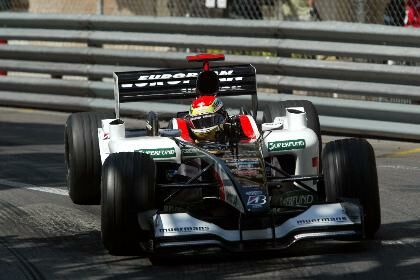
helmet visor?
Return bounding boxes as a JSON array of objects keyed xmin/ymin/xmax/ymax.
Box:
[{"xmin": 189, "ymin": 113, "xmax": 226, "ymax": 129}]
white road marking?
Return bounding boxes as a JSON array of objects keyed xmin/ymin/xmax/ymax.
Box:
[
  {"xmin": 0, "ymin": 179, "xmax": 68, "ymax": 196},
  {"xmin": 381, "ymin": 238, "xmax": 420, "ymax": 248},
  {"xmin": 377, "ymin": 165, "xmax": 420, "ymax": 171}
]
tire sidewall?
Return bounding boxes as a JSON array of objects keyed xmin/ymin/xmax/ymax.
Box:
[
  {"xmin": 101, "ymin": 152, "xmax": 156, "ymax": 255},
  {"xmin": 65, "ymin": 112, "xmax": 112, "ymax": 205},
  {"xmin": 322, "ymin": 138, "xmax": 381, "ymax": 238}
]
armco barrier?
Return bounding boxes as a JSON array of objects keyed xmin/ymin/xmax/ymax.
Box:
[
  {"xmin": 0, "ymin": 39, "xmax": 6, "ymax": 75},
  {"xmin": 0, "ymin": 13, "xmax": 418, "ymax": 141}
]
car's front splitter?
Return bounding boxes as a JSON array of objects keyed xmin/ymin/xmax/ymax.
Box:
[{"xmin": 151, "ymin": 202, "xmax": 363, "ymax": 251}]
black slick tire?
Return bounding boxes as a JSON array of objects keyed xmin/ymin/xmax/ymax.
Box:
[
  {"xmin": 101, "ymin": 152, "xmax": 156, "ymax": 255},
  {"xmin": 322, "ymin": 138, "xmax": 381, "ymax": 238},
  {"xmin": 65, "ymin": 112, "xmax": 112, "ymax": 205}
]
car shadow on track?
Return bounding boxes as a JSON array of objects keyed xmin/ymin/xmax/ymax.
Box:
[
  {"xmin": 1, "ymin": 220, "xmax": 417, "ymax": 279},
  {"xmin": 123, "ymin": 220, "xmax": 420, "ymax": 279}
]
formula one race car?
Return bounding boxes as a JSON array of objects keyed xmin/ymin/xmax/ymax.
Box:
[{"xmin": 64, "ymin": 54, "xmax": 380, "ymax": 255}]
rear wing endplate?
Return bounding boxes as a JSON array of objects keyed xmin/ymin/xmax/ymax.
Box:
[{"xmin": 113, "ymin": 64, "xmax": 257, "ymax": 119}]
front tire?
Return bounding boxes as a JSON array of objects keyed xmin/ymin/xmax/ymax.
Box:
[
  {"xmin": 65, "ymin": 112, "xmax": 112, "ymax": 205},
  {"xmin": 322, "ymin": 138, "xmax": 381, "ymax": 238},
  {"xmin": 101, "ymin": 152, "xmax": 156, "ymax": 255}
]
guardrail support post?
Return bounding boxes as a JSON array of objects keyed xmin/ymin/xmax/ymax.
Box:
[
  {"xmin": 87, "ymin": 40, "xmax": 103, "ymax": 81},
  {"xmin": 0, "ymin": 39, "xmax": 7, "ymax": 75},
  {"xmin": 356, "ymin": 0, "xmax": 366, "ymax": 23},
  {"xmin": 97, "ymin": 0, "xmax": 104, "ymax": 15}
]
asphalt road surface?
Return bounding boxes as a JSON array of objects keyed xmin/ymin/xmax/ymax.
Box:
[{"xmin": 0, "ymin": 107, "xmax": 419, "ymax": 280}]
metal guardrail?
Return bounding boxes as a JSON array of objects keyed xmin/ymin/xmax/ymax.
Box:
[
  {"xmin": 0, "ymin": 13, "xmax": 418, "ymax": 141},
  {"xmin": 1, "ymin": 13, "xmax": 420, "ymax": 46},
  {"xmin": 2, "ymin": 29, "xmax": 420, "ymax": 62}
]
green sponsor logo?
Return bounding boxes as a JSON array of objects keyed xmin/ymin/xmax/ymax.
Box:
[
  {"xmin": 268, "ymin": 139, "xmax": 306, "ymax": 152},
  {"xmin": 135, "ymin": 147, "xmax": 176, "ymax": 159}
]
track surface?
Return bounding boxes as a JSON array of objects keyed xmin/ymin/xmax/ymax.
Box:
[{"xmin": 0, "ymin": 107, "xmax": 419, "ymax": 280}]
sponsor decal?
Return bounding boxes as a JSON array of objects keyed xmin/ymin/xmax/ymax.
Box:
[
  {"xmin": 181, "ymin": 147, "xmax": 199, "ymax": 157},
  {"xmin": 296, "ymin": 216, "xmax": 348, "ymax": 225},
  {"xmin": 121, "ymin": 70, "xmax": 243, "ymax": 89},
  {"xmin": 234, "ymin": 169, "xmax": 259, "ymax": 177},
  {"xmin": 279, "ymin": 191, "xmax": 315, "ymax": 207},
  {"xmin": 237, "ymin": 160, "xmax": 260, "ymax": 170},
  {"xmin": 243, "ymin": 184, "xmax": 261, "ymax": 189},
  {"xmin": 226, "ymin": 158, "xmax": 263, "ymax": 178},
  {"xmin": 268, "ymin": 139, "xmax": 306, "ymax": 152},
  {"xmin": 245, "ymin": 190, "xmax": 262, "ymax": 195},
  {"xmin": 247, "ymin": 194, "xmax": 267, "ymax": 207},
  {"xmin": 159, "ymin": 226, "xmax": 210, "ymax": 233},
  {"xmin": 135, "ymin": 147, "xmax": 176, "ymax": 159}
]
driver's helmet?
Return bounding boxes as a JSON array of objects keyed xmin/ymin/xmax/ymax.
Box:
[{"xmin": 188, "ymin": 95, "xmax": 227, "ymax": 141}]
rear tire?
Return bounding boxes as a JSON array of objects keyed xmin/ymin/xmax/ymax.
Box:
[
  {"xmin": 101, "ymin": 152, "xmax": 156, "ymax": 255},
  {"xmin": 322, "ymin": 138, "xmax": 381, "ymax": 238},
  {"xmin": 65, "ymin": 112, "xmax": 113, "ymax": 205}
]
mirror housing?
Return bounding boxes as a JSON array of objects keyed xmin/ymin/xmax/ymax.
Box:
[{"xmin": 159, "ymin": 129, "xmax": 182, "ymax": 138}]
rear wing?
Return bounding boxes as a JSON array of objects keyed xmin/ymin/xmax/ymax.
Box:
[{"xmin": 112, "ymin": 64, "xmax": 257, "ymax": 119}]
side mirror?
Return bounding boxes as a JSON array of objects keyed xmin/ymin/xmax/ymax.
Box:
[
  {"xmin": 159, "ymin": 129, "xmax": 182, "ymax": 138},
  {"xmin": 176, "ymin": 111, "xmax": 189, "ymax": 118},
  {"xmin": 261, "ymin": 119, "xmax": 284, "ymax": 132}
]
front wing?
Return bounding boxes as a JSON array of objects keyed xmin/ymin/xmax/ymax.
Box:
[{"xmin": 151, "ymin": 202, "xmax": 363, "ymax": 251}]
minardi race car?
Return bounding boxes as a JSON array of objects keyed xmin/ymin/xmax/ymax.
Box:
[{"xmin": 64, "ymin": 54, "xmax": 380, "ymax": 255}]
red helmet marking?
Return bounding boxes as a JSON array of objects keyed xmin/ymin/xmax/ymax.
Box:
[{"xmin": 191, "ymin": 95, "xmax": 216, "ymax": 108}]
